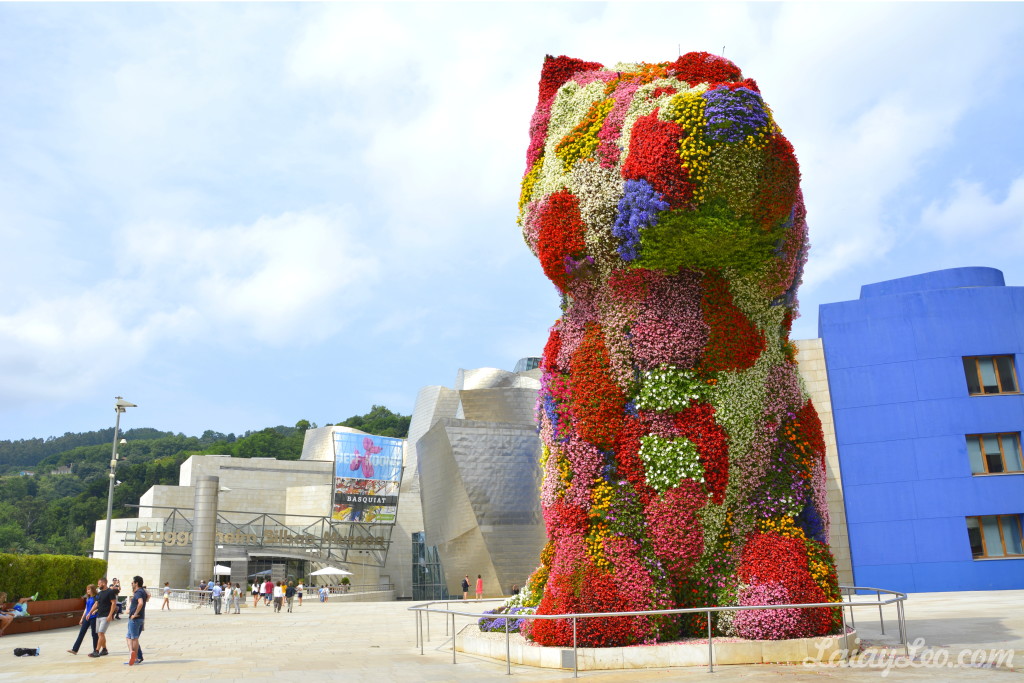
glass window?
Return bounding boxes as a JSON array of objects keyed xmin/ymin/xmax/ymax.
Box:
[
  {"xmin": 982, "ymin": 516, "xmax": 1005, "ymax": 557},
  {"xmin": 967, "ymin": 517, "xmax": 984, "ymax": 558},
  {"xmin": 1002, "ymin": 517, "xmax": 1023, "ymax": 555},
  {"xmin": 996, "ymin": 357, "xmax": 1019, "ymax": 393},
  {"xmin": 967, "ymin": 439, "xmax": 984, "ymax": 473},
  {"xmin": 1003, "ymin": 435, "xmax": 1024, "ymax": 471},
  {"xmin": 967, "ymin": 514, "xmax": 1024, "ymax": 558},
  {"xmin": 966, "ymin": 433, "xmax": 1024, "ymax": 474},
  {"xmin": 963, "ymin": 356, "xmax": 1020, "ymax": 396}
]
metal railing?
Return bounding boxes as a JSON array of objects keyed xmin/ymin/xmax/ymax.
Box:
[
  {"xmin": 160, "ymin": 584, "xmax": 395, "ymax": 608},
  {"xmin": 409, "ymin": 585, "xmax": 907, "ymax": 677}
]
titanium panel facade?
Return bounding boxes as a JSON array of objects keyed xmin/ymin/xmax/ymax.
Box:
[{"xmin": 412, "ymin": 360, "xmax": 545, "ymax": 597}]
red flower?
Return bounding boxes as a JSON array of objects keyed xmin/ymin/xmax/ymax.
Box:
[
  {"xmin": 536, "ymin": 190, "xmax": 587, "ymax": 292},
  {"xmin": 668, "ymin": 52, "xmax": 742, "ymax": 85},
  {"xmin": 614, "ymin": 415, "xmax": 656, "ymax": 506},
  {"xmin": 673, "ymin": 400, "xmax": 729, "ymax": 504},
  {"xmin": 700, "ymin": 271, "xmax": 765, "ymax": 373},
  {"xmin": 543, "ymin": 327, "xmax": 563, "ymax": 373},
  {"xmin": 569, "ymin": 323, "xmax": 625, "ymax": 450},
  {"xmin": 538, "ymin": 55, "xmax": 604, "ymax": 107},
  {"xmin": 622, "ymin": 110, "xmax": 692, "ymax": 209}
]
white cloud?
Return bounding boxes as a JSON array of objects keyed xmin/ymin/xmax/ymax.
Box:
[
  {"xmin": 120, "ymin": 208, "xmax": 379, "ymax": 345},
  {"xmin": 0, "ymin": 208, "xmax": 376, "ymax": 404},
  {"xmin": 921, "ymin": 176, "xmax": 1024, "ymax": 244}
]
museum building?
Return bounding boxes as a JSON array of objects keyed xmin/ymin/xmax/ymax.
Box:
[{"xmin": 817, "ymin": 267, "xmax": 1024, "ymax": 592}]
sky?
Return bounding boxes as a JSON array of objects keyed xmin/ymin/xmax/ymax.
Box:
[{"xmin": 2, "ymin": 2, "xmax": 1023, "ymax": 442}]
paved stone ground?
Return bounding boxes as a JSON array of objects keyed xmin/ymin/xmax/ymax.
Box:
[{"xmin": 0, "ymin": 590, "xmax": 1020, "ymax": 681}]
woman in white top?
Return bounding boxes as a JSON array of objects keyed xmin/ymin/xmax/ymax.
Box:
[
  {"xmin": 251, "ymin": 581, "xmax": 260, "ymax": 608},
  {"xmin": 272, "ymin": 582, "xmax": 284, "ymax": 613},
  {"xmin": 296, "ymin": 581, "xmax": 304, "ymax": 606},
  {"xmin": 161, "ymin": 582, "xmax": 171, "ymax": 611}
]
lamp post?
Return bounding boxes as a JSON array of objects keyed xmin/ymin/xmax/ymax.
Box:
[{"xmin": 102, "ymin": 396, "xmax": 136, "ymax": 567}]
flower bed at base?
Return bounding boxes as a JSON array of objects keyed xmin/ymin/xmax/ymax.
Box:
[{"xmin": 457, "ymin": 625, "xmax": 859, "ymax": 670}]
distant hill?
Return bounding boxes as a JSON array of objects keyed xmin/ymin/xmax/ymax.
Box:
[{"xmin": 0, "ymin": 427, "xmax": 175, "ymax": 473}]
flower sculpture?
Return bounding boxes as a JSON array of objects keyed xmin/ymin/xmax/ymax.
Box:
[{"xmin": 519, "ymin": 53, "xmax": 840, "ymax": 647}]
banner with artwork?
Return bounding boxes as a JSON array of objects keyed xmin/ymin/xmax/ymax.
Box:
[{"xmin": 332, "ymin": 433, "xmax": 403, "ymax": 523}]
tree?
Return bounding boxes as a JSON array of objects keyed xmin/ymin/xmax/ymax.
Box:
[{"xmin": 336, "ymin": 405, "xmax": 411, "ymax": 438}]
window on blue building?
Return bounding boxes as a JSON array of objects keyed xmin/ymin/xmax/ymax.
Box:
[
  {"xmin": 967, "ymin": 515, "xmax": 1024, "ymax": 558},
  {"xmin": 963, "ymin": 356, "xmax": 1019, "ymax": 395},
  {"xmin": 966, "ymin": 433, "xmax": 1024, "ymax": 474}
]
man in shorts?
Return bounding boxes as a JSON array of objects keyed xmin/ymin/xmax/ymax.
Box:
[
  {"xmin": 88, "ymin": 578, "xmax": 118, "ymax": 657},
  {"xmin": 125, "ymin": 576, "xmax": 147, "ymax": 666}
]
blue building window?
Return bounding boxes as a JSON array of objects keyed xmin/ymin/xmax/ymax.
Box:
[
  {"xmin": 967, "ymin": 433, "xmax": 1024, "ymax": 474},
  {"xmin": 963, "ymin": 356, "xmax": 1019, "ymax": 395},
  {"xmin": 967, "ymin": 515, "xmax": 1024, "ymax": 558}
]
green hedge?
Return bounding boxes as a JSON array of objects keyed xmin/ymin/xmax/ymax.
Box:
[{"xmin": 0, "ymin": 553, "xmax": 106, "ymax": 600}]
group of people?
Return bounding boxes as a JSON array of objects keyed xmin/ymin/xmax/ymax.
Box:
[
  {"xmin": 67, "ymin": 576, "xmax": 149, "ymax": 666},
  {"xmin": 249, "ymin": 578, "xmax": 303, "ymax": 612},
  {"xmin": 461, "ymin": 574, "xmax": 484, "ymax": 600},
  {"xmin": 196, "ymin": 580, "xmax": 243, "ymax": 614}
]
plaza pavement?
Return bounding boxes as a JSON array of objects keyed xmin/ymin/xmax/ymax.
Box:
[{"xmin": 0, "ymin": 590, "xmax": 1021, "ymax": 682}]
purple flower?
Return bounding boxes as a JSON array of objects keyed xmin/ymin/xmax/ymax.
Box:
[
  {"xmin": 612, "ymin": 179, "xmax": 669, "ymax": 261},
  {"xmin": 702, "ymin": 87, "xmax": 770, "ymax": 144}
]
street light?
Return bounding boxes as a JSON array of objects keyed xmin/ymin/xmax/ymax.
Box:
[{"xmin": 102, "ymin": 396, "xmax": 136, "ymax": 567}]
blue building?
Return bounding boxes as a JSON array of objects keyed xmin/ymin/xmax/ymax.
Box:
[{"xmin": 818, "ymin": 267, "xmax": 1024, "ymax": 592}]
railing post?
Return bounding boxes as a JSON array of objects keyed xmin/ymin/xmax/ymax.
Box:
[
  {"xmin": 846, "ymin": 587, "xmax": 856, "ymax": 629},
  {"xmin": 877, "ymin": 590, "xmax": 884, "ymax": 635},
  {"xmin": 452, "ymin": 612, "xmax": 457, "ymax": 663},
  {"xmin": 840, "ymin": 596, "xmax": 849, "ymax": 667},
  {"xmin": 417, "ymin": 610, "xmax": 423, "ymax": 654},
  {"xmin": 505, "ymin": 613, "xmax": 511, "ymax": 675},
  {"xmin": 707, "ymin": 610, "xmax": 714, "ymax": 673},
  {"xmin": 445, "ymin": 602, "xmax": 449, "ymax": 637},
  {"xmin": 898, "ymin": 598, "xmax": 908, "ymax": 656},
  {"xmin": 573, "ymin": 616, "xmax": 578, "ymax": 678},
  {"xmin": 426, "ymin": 608, "xmax": 430, "ymax": 642}
]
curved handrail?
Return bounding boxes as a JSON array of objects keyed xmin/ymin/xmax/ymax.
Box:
[{"xmin": 408, "ymin": 584, "xmax": 908, "ymax": 677}]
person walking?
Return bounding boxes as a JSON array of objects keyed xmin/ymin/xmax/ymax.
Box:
[
  {"xmin": 210, "ymin": 582, "xmax": 223, "ymax": 615},
  {"xmin": 251, "ymin": 580, "xmax": 260, "ymax": 608},
  {"xmin": 272, "ymin": 582, "xmax": 283, "ymax": 613},
  {"xmin": 461, "ymin": 575, "xmax": 470, "ymax": 600},
  {"xmin": 87, "ymin": 578, "xmax": 118, "ymax": 657},
  {"xmin": 263, "ymin": 578, "xmax": 273, "ymax": 606},
  {"xmin": 231, "ymin": 583, "xmax": 241, "ymax": 614},
  {"xmin": 160, "ymin": 582, "xmax": 171, "ymax": 610},
  {"xmin": 475, "ymin": 575, "xmax": 483, "ymax": 599},
  {"xmin": 285, "ymin": 583, "xmax": 295, "ymax": 613},
  {"xmin": 125, "ymin": 576, "xmax": 147, "ymax": 666},
  {"xmin": 296, "ymin": 580, "xmax": 304, "ymax": 606},
  {"xmin": 67, "ymin": 584, "xmax": 98, "ymax": 655}
]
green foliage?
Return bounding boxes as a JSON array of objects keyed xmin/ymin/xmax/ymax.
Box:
[
  {"xmin": 196, "ymin": 422, "xmax": 311, "ymax": 461},
  {"xmin": 633, "ymin": 200, "xmax": 781, "ymax": 275},
  {"xmin": 334, "ymin": 405, "xmax": 411, "ymax": 438},
  {"xmin": 0, "ymin": 552, "xmax": 106, "ymax": 600},
  {"xmin": 0, "ymin": 427, "xmax": 174, "ymax": 475}
]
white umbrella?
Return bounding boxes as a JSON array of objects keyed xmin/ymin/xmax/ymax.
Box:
[
  {"xmin": 310, "ymin": 567, "xmax": 353, "ymax": 576},
  {"xmin": 213, "ymin": 564, "xmax": 232, "ymax": 575}
]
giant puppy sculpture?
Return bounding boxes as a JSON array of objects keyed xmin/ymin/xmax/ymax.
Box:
[{"xmin": 519, "ymin": 53, "xmax": 840, "ymax": 647}]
